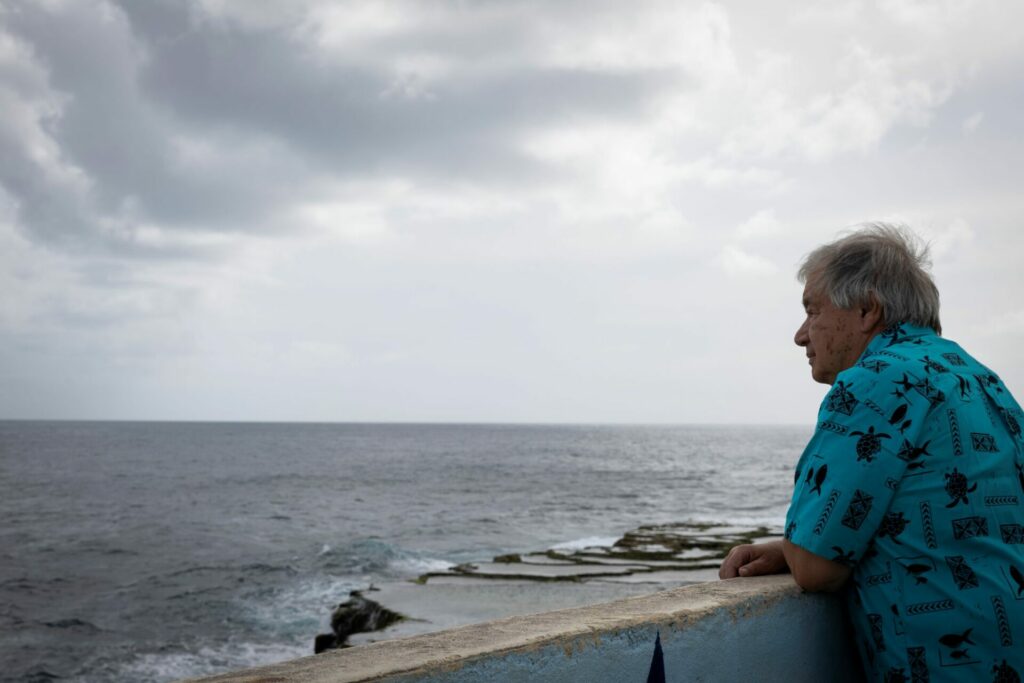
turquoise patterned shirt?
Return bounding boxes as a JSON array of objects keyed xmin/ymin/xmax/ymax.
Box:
[{"xmin": 785, "ymin": 323, "xmax": 1024, "ymax": 683}]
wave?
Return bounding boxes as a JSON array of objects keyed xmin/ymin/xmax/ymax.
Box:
[
  {"xmin": 314, "ymin": 538, "xmax": 452, "ymax": 578},
  {"xmin": 388, "ymin": 556, "xmax": 454, "ymax": 575},
  {"xmin": 163, "ymin": 563, "xmax": 298, "ymax": 580},
  {"xmin": 681, "ymin": 512, "xmax": 787, "ymax": 530},
  {"xmin": 235, "ymin": 575, "xmax": 359, "ymax": 636},
  {"xmin": 115, "ymin": 640, "xmax": 309, "ymax": 683},
  {"xmin": 550, "ymin": 536, "xmax": 622, "ymax": 551},
  {"xmin": 0, "ymin": 576, "xmax": 69, "ymax": 594},
  {"xmin": 42, "ymin": 619, "xmax": 102, "ymax": 632},
  {"xmin": 5, "ymin": 668, "xmax": 63, "ymax": 683}
]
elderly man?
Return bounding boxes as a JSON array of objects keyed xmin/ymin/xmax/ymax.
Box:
[{"xmin": 720, "ymin": 225, "xmax": 1024, "ymax": 682}]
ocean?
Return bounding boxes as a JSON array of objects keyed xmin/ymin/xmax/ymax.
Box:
[{"xmin": 0, "ymin": 421, "xmax": 809, "ymax": 682}]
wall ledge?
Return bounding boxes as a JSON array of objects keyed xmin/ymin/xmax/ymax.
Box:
[{"xmin": 186, "ymin": 575, "xmax": 857, "ymax": 682}]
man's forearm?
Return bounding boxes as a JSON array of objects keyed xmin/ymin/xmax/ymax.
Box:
[{"xmin": 782, "ymin": 539, "xmax": 851, "ymax": 592}]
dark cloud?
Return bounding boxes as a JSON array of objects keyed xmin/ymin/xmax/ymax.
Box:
[
  {"xmin": 2, "ymin": 1, "xmax": 308, "ymax": 246},
  {"xmin": 128, "ymin": 1, "xmax": 675, "ymax": 174},
  {"xmin": 0, "ymin": 0, "xmax": 683, "ymax": 255}
]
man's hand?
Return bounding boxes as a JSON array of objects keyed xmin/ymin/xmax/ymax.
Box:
[{"xmin": 719, "ymin": 539, "xmax": 789, "ymax": 579}]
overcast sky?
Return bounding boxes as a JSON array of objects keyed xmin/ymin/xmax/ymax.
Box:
[{"xmin": 1, "ymin": 0, "xmax": 1022, "ymax": 423}]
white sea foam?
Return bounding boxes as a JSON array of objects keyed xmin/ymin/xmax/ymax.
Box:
[
  {"xmin": 388, "ymin": 556, "xmax": 454, "ymax": 575},
  {"xmin": 550, "ymin": 536, "xmax": 621, "ymax": 551},
  {"xmin": 685, "ymin": 512, "xmax": 787, "ymax": 530},
  {"xmin": 117, "ymin": 640, "xmax": 309, "ymax": 683},
  {"xmin": 118, "ymin": 577, "xmax": 361, "ymax": 680},
  {"xmin": 238, "ymin": 575, "xmax": 363, "ymax": 635}
]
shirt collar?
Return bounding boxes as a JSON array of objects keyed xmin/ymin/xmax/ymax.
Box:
[{"xmin": 864, "ymin": 322, "xmax": 936, "ymax": 355}]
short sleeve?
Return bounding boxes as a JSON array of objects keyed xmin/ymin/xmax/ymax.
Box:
[{"xmin": 784, "ymin": 359, "xmax": 935, "ymax": 566}]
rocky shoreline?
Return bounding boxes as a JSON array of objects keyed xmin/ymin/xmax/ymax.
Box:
[{"xmin": 313, "ymin": 522, "xmax": 781, "ymax": 653}]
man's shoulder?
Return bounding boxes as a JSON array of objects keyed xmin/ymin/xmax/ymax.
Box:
[
  {"xmin": 825, "ymin": 362, "xmax": 908, "ymax": 423},
  {"xmin": 830, "ymin": 336, "xmax": 958, "ymax": 416},
  {"xmin": 858, "ymin": 329, "xmax": 993, "ymax": 381},
  {"xmin": 839, "ymin": 330, "xmax": 1022, "ymax": 422},
  {"xmin": 841, "ymin": 348, "xmax": 920, "ymax": 387}
]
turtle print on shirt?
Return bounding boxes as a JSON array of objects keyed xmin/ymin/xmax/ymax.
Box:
[{"xmin": 786, "ymin": 324, "xmax": 1024, "ymax": 681}]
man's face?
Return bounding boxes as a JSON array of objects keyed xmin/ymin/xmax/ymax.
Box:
[{"xmin": 794, "ymin": 275, "xmax": 869, "ymax": 385}]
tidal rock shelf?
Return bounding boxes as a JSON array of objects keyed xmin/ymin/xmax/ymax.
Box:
[
  {"xmin": 319, "ymin": 522, "xmax": 781, "ymax": 652},
  {"xmin": 413, "ymin": 523, "xmax": 780, "ymax": 586}
]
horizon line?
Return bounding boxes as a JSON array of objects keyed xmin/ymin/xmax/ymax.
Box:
[{"xmin": 0, "ymin": 417, "xmax": 811, "ymax": 428}]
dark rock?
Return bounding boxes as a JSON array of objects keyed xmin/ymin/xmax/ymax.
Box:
[
  {"xmin": 493, "ymin": 553, "xmax": 521, "ymax": 563},
  {"xmin": 314, "ymin": 590, "xmax": 405, "ymax": 654},
  {"xmin": 313, "ymin": 633, "xmax": 339, "ymax": 654},
  {"xmin": 331, "ymin": 592, "xmax": 403, "ymax": 639}
]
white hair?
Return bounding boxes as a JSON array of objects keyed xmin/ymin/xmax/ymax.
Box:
[{"xmin": 798, "ymin": 222, "xmax": 942, "ymax": 334}]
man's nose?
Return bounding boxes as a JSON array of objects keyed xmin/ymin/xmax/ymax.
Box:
[{"xmin": 794, "ymin": 319, "xmax": 809, "ymax": 347}]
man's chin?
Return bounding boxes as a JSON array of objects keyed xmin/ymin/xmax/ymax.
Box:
[{"xmin": 810, "ymin": 368, "xmax": 834, "ymax": 385}]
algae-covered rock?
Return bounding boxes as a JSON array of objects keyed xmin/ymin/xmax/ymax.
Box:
[
  {"xmin": 414, "ymin": 521, "xmax": 781, "ymax": 585},
  {"xmin": 492, "ymin": 553, "xmax": 522, "ymax": 563},
  {"xmin": 612, "ymin": 523, "xmax": 778, "ymax": 558}
]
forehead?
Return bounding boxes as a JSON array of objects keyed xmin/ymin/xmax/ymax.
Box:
[{"xmin": 801, "ymin": 274, "xmax": 827, "ymax": 307}]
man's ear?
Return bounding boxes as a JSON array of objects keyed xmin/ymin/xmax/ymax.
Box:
[{"xmin": 859, "ymin": 293, "xmax": 884, "ymax": 333}]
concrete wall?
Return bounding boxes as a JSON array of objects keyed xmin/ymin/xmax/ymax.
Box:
[{"xmin": 186, "ymin": 576, "xmax": 861, "ymax": 683}]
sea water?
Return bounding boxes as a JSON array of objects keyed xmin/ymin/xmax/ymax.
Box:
[{"xmin": 0, "ymin": 421, "xmax": 808, "ymax": 682}]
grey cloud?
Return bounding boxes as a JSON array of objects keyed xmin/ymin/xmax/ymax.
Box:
[
  {"xmin": 3, "ymin": 1, "xmax": 306, "ymax": 245},
  {"xmin": 131, "ymin": 2, "xmax": 675, "ymax": 174},
  {"xmin": 0, "ymin": 0, "xmax": 684, "ymax": 255}
]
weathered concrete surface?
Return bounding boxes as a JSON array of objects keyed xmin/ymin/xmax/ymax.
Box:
[{"xmin": 184, "ymin": 575, "xmax": 860, "ymax": 682}]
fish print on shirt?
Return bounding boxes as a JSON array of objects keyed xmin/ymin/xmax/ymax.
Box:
[{"xmin": 783, "ymin": 323, "xmax": 1024, "ymax": 681}]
